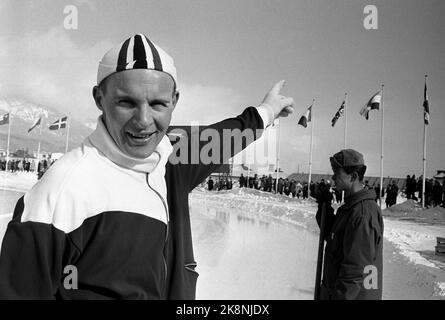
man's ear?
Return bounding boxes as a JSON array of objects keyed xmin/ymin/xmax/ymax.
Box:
[
  {"xmin": 92, "ymin": 86, "xmax": 104, "ymax": 112},
  {"xmin": 172, "ymin": 91, "xmax": 180, "ymax": 109}
]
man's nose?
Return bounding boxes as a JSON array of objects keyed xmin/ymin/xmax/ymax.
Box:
[{"xmin": 133, "ymin": 104, "xmax": 153, "ymax": 128}]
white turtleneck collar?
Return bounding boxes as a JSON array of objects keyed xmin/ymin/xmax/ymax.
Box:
[{"xmin": 87, "ymin": 116, "xmax": 173, "ymax": 173}]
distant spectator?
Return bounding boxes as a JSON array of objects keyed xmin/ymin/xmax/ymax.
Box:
[
  {"xmin": 266, "ymin": 175, "xmax": 273, "ymax": 192},
  {"xmin": 432, "ymin": 180, "xmax": 442, "ymax": 207},
  {"xmin": 374, "ymin": 184, "xmax": 381, "ymax": 203},
  {"xmin": 260, "ymin": 175, "xmax": 266, "ymax": 191},
  {"xmin": 238, "ymin": 174, "xmax": 244, "ymax": 188},
  {"xmin": 386, "ymin": 181, "xmax": 398, "ymax": 208},
  {"xmin": 425, "ymin": 179, "xmax": 433, "ymax": 207},
  {"xmin": 253, "ymin": 174, "xmax": 259, "ymax": 190},
  {"xmin": 405, "ymin": 175, "xmax": 415, "ymax": 200},
  {"xmin": 248, "ymin": 176, "xmax": 254, "ymax": 189},
  {"xmin": 302, "ymin": 183, "xmax": 308, "ymax": 199},
  {"xmin": 309, "ymin": 181, "xmax": 315, "ymax": 198},
  {"xmin": 277, "ymin": 178, "xmax": 284, "ymax": 194},
  {"xmin": 207, "ymin": 177, "xmax": 214, "ymax": 191},
  {"xmin": 417, "ymin": 176, "xmax": 423, "ymax": 204},
  {"xmin": 290, "ymin": 179, "xmax": 297, "ymax": 198},
  {"xmin": 283, "ymin": 178, "xmax": 290, "ymax": 196},
  {"xmin": 442, "ymin": 180, "xmax": 445, "ymax": 207}
]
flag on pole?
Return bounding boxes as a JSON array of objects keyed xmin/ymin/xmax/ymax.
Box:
[
  {"xmin": 331, "ymin": 101, "xmax": 345, "ymax": 127},
  {"xmin": 241, "ymin": 163, "xmax": 249, "ymax": 171},
  {"xmin": 298, "ymin": 105, "xmax": 312, "ymax": 128},
  {"xmin": 49, "ymin": 116, "xmax": 67, "ymax": 130},
  {"xmin": 360, "ymin": 91, "xmax": 381, "ymax": 120},
  {"xmin": 423, "ymin": 80, "xmax": 430, "ymax": 125},
  {"xmin": 28, "ymin": 117, "xmax": 42, "ymax": 133},
  {"xmin": 0, "ymin": 113, "xmax": 9, "ymax": 126}
]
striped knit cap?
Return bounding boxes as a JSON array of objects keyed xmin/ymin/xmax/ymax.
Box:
[{"xmin": 97, "ymin": 33, "xmax": 178, "ymax": 89}]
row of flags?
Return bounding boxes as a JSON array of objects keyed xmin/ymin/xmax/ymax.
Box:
[
  {"xmin": 294, "ymin": 77, "xmax": 431, "ymax": 208},
  {"xmin": 0, "ymin": 81, "xmax": 433, "ymax": 136},
  {"xmin": 0, "ymin": 114, "xmax": 70, "ymax": 158},
  {"xmin": 297, "ymin": 80, "xmax": 430, "ymax": 128},
  {"xmin": 0, "ymin": 115, "xmax": 68, "ymax": 132}
]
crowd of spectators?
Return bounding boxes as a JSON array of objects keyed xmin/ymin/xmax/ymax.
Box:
[
  {"xmin": 205, "ymin": 173, "xmax": 445, "ymax": 209},
  {"xmin": 0, "ymin": 158, "xmax": 56, "ymax": 180}
]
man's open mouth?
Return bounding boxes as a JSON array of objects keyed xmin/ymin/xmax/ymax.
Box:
[{"xmin": 126, "ymin": 131, "xmax": 156, "ymax": 144}]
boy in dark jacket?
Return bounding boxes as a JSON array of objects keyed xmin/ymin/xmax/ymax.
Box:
[{"xmin": 316, "ymin": 149, "xmax": 383, "ymax": 300}]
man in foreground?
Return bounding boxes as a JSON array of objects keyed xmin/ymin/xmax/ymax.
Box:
[
  {"xmin": 316, "ymin": 149, "xmax": 383, "ymax": 300},
  {"xmin": 0, "ymin": 33, "xmax": 294, "ymax": 299}
]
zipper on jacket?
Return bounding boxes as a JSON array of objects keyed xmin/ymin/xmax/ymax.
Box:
[{"xmin": 146, "ymin": 173, "xmax": 169, "ymax": 297}]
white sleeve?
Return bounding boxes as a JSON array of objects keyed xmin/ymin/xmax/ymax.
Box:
[{"xmin": 256, "ymin": 104, "xmax": 275, "ymax": 129}]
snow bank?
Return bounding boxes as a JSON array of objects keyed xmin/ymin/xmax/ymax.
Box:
[
  {"xmin": 384, "ymin": 225, "xmax": 437, "ymax": 268},
  {"xmin": 382, "ymin": 199, "xmax": 445, "ymax": 277},
  {"xmin": 0, "ymin": 171, "xmax": 37, "ymax": 193},
  {"xmin": 383, "ymin": 199, "xmax": 445, "ymax": 225},
  {"xmin": 190, "ymin": 188, "xmax": 319, "ymax": 232}
]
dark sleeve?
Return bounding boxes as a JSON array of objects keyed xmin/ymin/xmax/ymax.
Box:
[
  {"xmin": 315, "ymin": 203, "xmax": 336, "ymax": 241},
  {"xmin": 0, "ymin": 197, "xmax": 66, "ymax": 299},
  {"xmin": 171, "ymin": 106, "xmax": 265, "ymax": 192},
  {"xmin": 332, "ymin": 210, "xmax": 379, "ymax": 300}
]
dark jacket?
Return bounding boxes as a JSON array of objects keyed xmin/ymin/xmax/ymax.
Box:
[
  {"xmin": 0, "ymin": 107, "xmax": 265, "ymax": 300},
  {"xmin": 316, "ymin": 189, "xmax": 384, "ymax": 300}
]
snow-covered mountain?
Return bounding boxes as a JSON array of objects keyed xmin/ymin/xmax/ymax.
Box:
[{"xmin": 0, "ymin": 98, "xmax": 94, "ymax": 155}]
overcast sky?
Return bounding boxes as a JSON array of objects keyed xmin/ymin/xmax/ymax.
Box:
[{"xmin": 0, "ymin": 0, "xmax": 444, "ymax": 178}]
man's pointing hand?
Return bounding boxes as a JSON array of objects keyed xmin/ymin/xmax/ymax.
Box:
[{"xmin": 259, "ymin": 80, "xmax": 295, "ymax": 120}]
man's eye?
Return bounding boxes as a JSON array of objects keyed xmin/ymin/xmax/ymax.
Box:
[
  {"xmin": 152, "ymin": 102, "xmax": 167, "ymax": 108},
  {"xmin": 118, "ymin": 100, "xmax": 133, "ymax": 107}
]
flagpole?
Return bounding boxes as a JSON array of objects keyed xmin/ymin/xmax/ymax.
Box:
[
  {"xmin": 36, "ymin": 116, "xmax": 43, "ymax": 172},
  {"xmin": 246, "ymin": 142, "xmax": 252, "ymax": 187},
  {"xmin": 6, "ymin": 113, "xmax": 11, "ymax": 167},
  {"xmin": 308, "ymin": 99, "xmax": 315, "ymax": 198},
  {"xmin": 253, "ymin": 138, "xmax": 257, "ymax": 178},
  {"xmin": 342, "ymin": 93, "xmax": 347, "ymax": 203},
  {"xmin": 275, "ymin": 119, "xmax": 281, "ymax": 193},
  {"xmin": 65, "ymin": 117, "xmax": 70, "ymax": 153},
  {"xmin": 344, "ymin": 93, "xmax": 348, "ymax": 149},
  {"xmin": 422, "ymin": 119, "xmax": 427, "ymax": 209},
  {"xmin": 379, "ymin": 84, "xmax": 385, "ymax": 208},
  {"xmin": 422, "ymin": 75, "xmax": 428, "ymax": 209}
]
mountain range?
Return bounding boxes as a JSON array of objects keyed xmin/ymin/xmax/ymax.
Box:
[{"xmin": 0, "ymin": 98, "xmax": 95, "ymax": 156}]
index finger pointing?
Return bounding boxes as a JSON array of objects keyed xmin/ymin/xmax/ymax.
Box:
[{"xmin": 269, "ymin": 80, "xmax": 286, "ymax": 95}]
